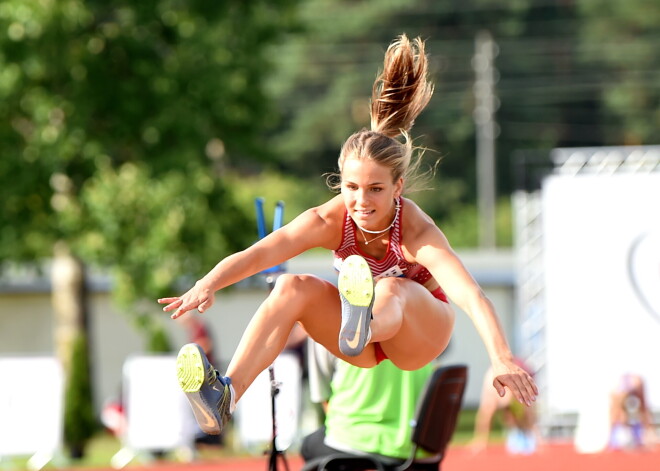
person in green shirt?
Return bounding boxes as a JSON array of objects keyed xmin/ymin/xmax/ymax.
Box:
[{"xmin": 301, "ymin": 340, "xmax": 436, "ymax": 468}]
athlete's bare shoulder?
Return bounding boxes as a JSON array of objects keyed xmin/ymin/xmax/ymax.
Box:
[
  {"xmin": 289, "ymin": 194, "xmax": 345, "ymax": 249},
  {"xmin": 401, "ymin": 197, "xmax": 437, "ymax": 234},
  {"xmin": 307, "ymin": 194, "xmax": 345, "ymax": 226},
  {"xmin": 400, "ymin": 197, "xmax": 448, "ymax": 258}
]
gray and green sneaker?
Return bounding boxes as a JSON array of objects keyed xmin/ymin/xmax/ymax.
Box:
[
  {"xmin": 176, "ymin": 343, "xmax": 233, "ymax": 435},
  {"xmin": 338, "ymin": 254, "xmax": 374, "ymax": 356}
]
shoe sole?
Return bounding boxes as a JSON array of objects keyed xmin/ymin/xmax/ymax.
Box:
[
  {"xmin": 338, "ymin": 255, "xmax": 374, "ymax": 356},
  {"xmin": 176, "ymin": 343, "xmax": 205, "ymax": 393}
]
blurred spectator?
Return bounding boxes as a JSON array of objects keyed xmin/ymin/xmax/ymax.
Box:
[
  {"xmin": 179, "ymin": 314, "xmax": 218, "ymax": 366},
  {"xmin": 100, "ymin": 393, "xmax": 126, "ymax": 438},
  {"xmin": 608, "ymin": 373, "xmax": 658, "ymax": 450},
  {"xmin": 284, "ymin": 321, "xmax": 308, "ymax": 372},
  {"xmin": 471, "ymin": 358, "xmax": 539, "ymax": 455}
]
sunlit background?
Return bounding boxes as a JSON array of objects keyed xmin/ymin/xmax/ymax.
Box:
[{"xmin": 1, "ymin": 0, "xmax": 658, "ymax": 469}]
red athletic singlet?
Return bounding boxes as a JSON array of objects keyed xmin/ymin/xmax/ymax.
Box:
[
  {"xmin": 333, "ymin": 197, "xmax": 448, "ymax": 303},
  {"xmin": 332, "ymin": 198, "xmax": 449, "ymax": 363}
]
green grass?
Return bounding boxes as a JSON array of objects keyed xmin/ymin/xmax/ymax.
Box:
[
  {"xmin": 3, "ymin": 410, "xmax": 502, "ymax": 470},
  {"xmin": 452, "ymin": 408, "xmax": 506, "ymax": 445},
  {"xmin": 2, "ymin": 433, "xmax": 121, "ymax": 470}
]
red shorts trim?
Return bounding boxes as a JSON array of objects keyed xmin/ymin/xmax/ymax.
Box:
[
  {"xmin": 374, "ymin": 342, "xmax": 388, "ymax": 365},
  {"xmin": 431, "ymin": 286, "xmax": 449, "ymax": 303}
]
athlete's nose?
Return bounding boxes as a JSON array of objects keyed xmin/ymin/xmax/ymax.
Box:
[{"xmin": 355, "ymin": 188, "xmax": 370, "ymax": 207}]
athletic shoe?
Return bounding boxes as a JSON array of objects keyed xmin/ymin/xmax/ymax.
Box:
[
  {"xmin": 338, "ymin": 255, "xmax": 374, "ymax": 356},
  {"xmin": 176, "ymin": 343, "xmax": 233, "ymax": 435}
]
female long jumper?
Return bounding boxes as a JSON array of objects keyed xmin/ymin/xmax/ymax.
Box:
[{"xmin": 159, "ymin": 34, "xmax": 538, "ymax": 435}]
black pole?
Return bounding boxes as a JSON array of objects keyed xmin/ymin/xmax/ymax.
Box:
[
  {"xmin": 266, "ymin": 364, "xmax": 290, "ymax": 471},
  {"xmin": 255, "ymin": 199, "xmax": 290, "ymax": 471},
  {"xmin": 265, "ymin": 274, "xmax": 289, "ymax": 471}
]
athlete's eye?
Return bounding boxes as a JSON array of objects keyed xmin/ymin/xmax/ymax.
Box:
[{"xmin": 371, "ymin": 187, "xmax": 383, "ymax": 192}]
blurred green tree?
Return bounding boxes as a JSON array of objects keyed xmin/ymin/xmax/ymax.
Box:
[
  {"xmin": 0, "ymin": 0, "xmax": 300, "ymax": 329},
  {"xmin": 264, "ymin": 0, "xmax": 660, "ymax": 246},
  {"xmin": 263, "ymin": 0, "xmax": 546, "ymax": 237},
  {"xmin": 0, "ymin": 0, "xmax": 299, "ymax": 457},
  {"xmin": 577, "ymin": 0, "xmax": 660, "ymax": 145},
  {"xmin": 63, "ymin": 331, "xmax": 97, "ymax": 459}
]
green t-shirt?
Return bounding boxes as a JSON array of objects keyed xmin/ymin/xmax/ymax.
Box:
[{"xmin": 324, "ymin": 360, "xmax": 433, "ymax": 459}]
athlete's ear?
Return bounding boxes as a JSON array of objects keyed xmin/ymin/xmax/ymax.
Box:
[{"xmin": 394, "ymin": 178, "xmax": 404, "ymax": 198}]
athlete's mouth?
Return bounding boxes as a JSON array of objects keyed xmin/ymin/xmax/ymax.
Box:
[{"xmin": 354, "ymin": 209, "xmax": 374, "ymax": 216}]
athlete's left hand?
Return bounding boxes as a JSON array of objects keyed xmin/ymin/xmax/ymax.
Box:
[{"xmin": 492, "ymin": 360, "xmax": 538, "ymax": 406}]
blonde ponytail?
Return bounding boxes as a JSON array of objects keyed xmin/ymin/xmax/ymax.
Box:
[
  {"xmin": 330, "ymin": 34, "xmax": 435, "ymax": 193},
  {"xmin": 370, "ymin": 34, "xmax": 434, "ymax": 138}
]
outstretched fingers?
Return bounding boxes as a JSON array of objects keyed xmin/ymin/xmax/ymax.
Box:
[
  {"xmin": 159, "ymin": 297, "xmax": 196, "ymax": 319},
  {"xmin": 158, "ymin": 292, "xmax": 212, "ymax": 319},
  {"xmin": 158, "ymin": 297, "xmax": 181, "ymax": 311},
  {"xmin": 494, "ymin": 373, "xmax": 538, "ymax": 407},
  {"xmin": 158, "ymin": 297, "xmax": 185, "ymax": 317}
]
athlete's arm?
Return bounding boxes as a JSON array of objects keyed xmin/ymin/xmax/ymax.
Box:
[
  {"xmin": 160, "ymin": 196, "xmax": 344, "ymax": 318},
  {"xmin": 403, "ymin": 204, "xmax": 538, "ymax": 406}
]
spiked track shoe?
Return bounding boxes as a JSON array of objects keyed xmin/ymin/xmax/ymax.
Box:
[
  {"xmin": 338, "ymin": 255, "xmax": 375, "ymax": 356},
  {"xmin": 176, "ymin": 343, "xmax": 232, "ymax": 435}
]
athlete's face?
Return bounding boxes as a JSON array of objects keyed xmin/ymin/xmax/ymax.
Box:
[{"xmin": 341, "ymin": 157, "xmax": 403, "ymax": 230}]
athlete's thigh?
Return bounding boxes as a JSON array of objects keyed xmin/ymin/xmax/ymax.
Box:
[
  {"xmin": 294, "ymin": 275, "xmax": 376, "ymax": 368},
  {"xmin": 379, "ymin": 279, "xmax": 455, "ymax": 370}
]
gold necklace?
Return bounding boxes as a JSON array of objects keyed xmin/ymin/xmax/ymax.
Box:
[
  {"xmin": 354, "ymin": 201, "xmax": 400, "ymax": 245},
  {"xmin": 358, "ymin": 226, "xmax": 389, "ymax": 245}
]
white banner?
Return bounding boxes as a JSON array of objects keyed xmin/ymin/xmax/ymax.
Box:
[
  {"xmin": 0, "ymin": 357, "xmax": 63, "ymax": 458},
  {"xmin": 235, "ymin": 352, "xmax": 302, "ymax": 452},
  {"xmin": 122, "ymin": 355, "xmax": 196, "ymax": 451},
  {"xmin": 542, "ymin": 173, "xmax": 660, "ymax": 415}
]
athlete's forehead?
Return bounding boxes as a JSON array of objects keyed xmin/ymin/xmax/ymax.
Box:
[{"xmin": 341, "ymin": 158, "xmax": 392, "ymax": 185}]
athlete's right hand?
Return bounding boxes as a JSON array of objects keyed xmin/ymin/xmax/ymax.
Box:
[{"xmin": 158, "ymin": 281, "xmax": 215, "ymax": 319}]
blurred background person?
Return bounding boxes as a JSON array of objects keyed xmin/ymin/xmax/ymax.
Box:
[
  {"xmin": 608, "ymin": 372, "xmax": 658, "ymax": 451},
  {"xmin": 471, "ymin": 358, "xmax": 539, "ymax": 455}
]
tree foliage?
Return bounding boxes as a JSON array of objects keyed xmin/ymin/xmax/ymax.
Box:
[
  {"xmin": 1, "ymin": 0, "xmax": 658, "ymax": 282},
  {"xmin": 0, "ymin": 0, "xmax": 300, "ymax": 321},
  {"xmin": 576, "ymin": 0, "xmax": 660, "ymax": 144},
  {"xmin": 264, "ymin": 0, "xmax": 660, "ymax": 242},
  {"xmin": 63, "ymin": 331, "xmax": 97, "ymax": 458}
]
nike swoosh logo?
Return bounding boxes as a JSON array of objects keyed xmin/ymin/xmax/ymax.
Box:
[
  {"xmin": 345, "ymin": 318, "xmax": 362, "ymax": 350},
  {"xmin": 195, "ymin": 404, "xmax": 216, "ymax": 427},
  {"xmin": 189, "ymin": 398, "xmax": 220, "ymax": 433}
]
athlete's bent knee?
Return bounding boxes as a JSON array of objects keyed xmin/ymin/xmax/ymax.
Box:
[{"xmin": 272, "ymin": 273, "xmax": 323, "ymax": 298}]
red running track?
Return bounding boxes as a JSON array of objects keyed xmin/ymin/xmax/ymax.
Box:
[{"xmin": 80, "ymin": 443, "xmax": 660, "ymax": 471}]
